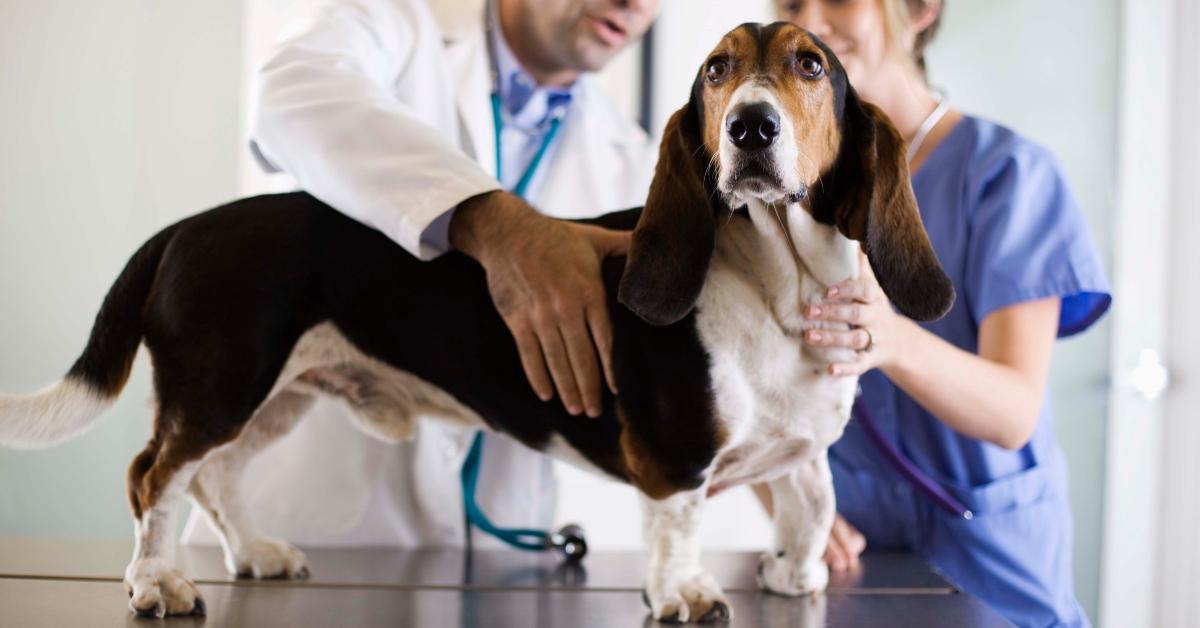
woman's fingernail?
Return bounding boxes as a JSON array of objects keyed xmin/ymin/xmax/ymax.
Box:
[
  {"xmin": 809, "ymin": 331, "xmax": 822, "ymax": 343},
  {"xmin": 809, "ymin": 306, "xmax": 822, "ymax": 317},
  {"xmin": 830, "ymin": 365, "xmax": 841, "ymax": 375},
  {"xmin": 828, "ymin": 287, "xmax": 839, "ymax": 297}
]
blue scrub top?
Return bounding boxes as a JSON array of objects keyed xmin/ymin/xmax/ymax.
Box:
[{"xmin": 829, "ymin": 116, "xmax": 1111, "ymax": 628}]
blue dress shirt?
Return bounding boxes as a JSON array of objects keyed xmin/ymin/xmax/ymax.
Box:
[{"xmin": 418, "ymin": 9, "xmax": 576, "ymax": 254}]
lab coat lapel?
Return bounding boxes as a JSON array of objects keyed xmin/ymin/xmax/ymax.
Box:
[
  {"xmin": 535, "ymin": 81, "xmax": 643, "ymax": 218},
  {"xmin": 443, "ymin": 18, "xmax": 496, "ymax": 176},
  {"xmin": 536, "ymin": 116, "xmax": 603, "ymax": 217}
]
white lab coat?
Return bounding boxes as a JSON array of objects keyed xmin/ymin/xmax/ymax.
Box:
[{"xmin": 181, "ymin": 0, "xmax": 654, "ymax": 548}]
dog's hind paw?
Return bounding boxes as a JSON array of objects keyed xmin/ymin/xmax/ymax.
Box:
[
  {"xmin": 231, "ymin": 537, "xmax": 310, "ymax": 580},
  {"xmin": 124, "ymin": 559, "xmax": 205, "ymax": 617},
  {"xmin": 756, "ymin": 551, "xmax": 828, "ymax": 596},
  {"xmin": 644, "ymin": 570, "xmax": 731, "ymax": 623}
]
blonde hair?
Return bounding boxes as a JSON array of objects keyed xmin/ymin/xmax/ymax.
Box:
[
  {"xmin": 774, "ymin": 0, "xmax": 944, "ymax": 74},
  {"xmin": 880, "ymin": 0, "xmax": 943, "ymax": 75}
]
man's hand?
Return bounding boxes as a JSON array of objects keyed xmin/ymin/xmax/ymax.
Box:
[{"xmin": 450, "ymin": 191, "xmax": 629, "ymax": 417}]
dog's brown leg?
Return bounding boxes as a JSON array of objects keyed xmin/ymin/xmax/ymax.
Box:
[
  {"xmin": 187, "ymin": 389, "xmax": 314, "ymax": 579},
  {"xmin": 123, "ymin": 420, "xmax": 210, "ymax": 618},
  {"xmin": 122, "ymin": 382, "xmax": 267, "ymax": 618}
]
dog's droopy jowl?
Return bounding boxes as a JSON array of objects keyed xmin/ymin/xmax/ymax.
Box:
[{"xmin": 0, "ymin": 23, "xmax": 952, "ymax": 623}]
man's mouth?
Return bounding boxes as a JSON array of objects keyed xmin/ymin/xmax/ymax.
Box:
[{"xmin": 590, "ymin": 14, "xmax": 628, "ymax": 47}]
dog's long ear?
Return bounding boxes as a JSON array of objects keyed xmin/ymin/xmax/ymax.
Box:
[
  {"xmin": 618, "ymin": 84, "xmax": 717, "ymax": 326},
  {"xmin": 811, "ymin": 85, "xmax": 955, "ymax": 321}
]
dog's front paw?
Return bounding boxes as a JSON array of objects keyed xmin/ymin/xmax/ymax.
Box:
[
  {"xmin": 231, "ymin": 537, "xmax": 310, "ymax": 579},
  {"xmin": 756, "ymin": 551, "xmax": 828, "ymax": 596},
  {"xmin": 643, "ymin": 570, "xmax": 731, "ymax": 623},
  {"xmin": 124, "ymin": 558, "xmax": 205, "ymax": 617}
]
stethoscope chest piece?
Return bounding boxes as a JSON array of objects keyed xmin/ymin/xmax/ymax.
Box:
[{"xmin": 549, "ymin": 523, "xmax": 588, "ymax": 562}]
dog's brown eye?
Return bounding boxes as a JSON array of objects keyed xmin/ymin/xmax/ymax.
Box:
[
  {"xmin": 706, "ymin": 59, "xmax": 729, "ymax": 83},
  {"xmin": 797, "ymin": 55, "xmax": 824, "ymax": 79}
]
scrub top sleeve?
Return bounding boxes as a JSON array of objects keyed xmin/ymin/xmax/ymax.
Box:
[{"xmin": 964, "ymin": 142, "xmax": 1111, "ymax": 338}]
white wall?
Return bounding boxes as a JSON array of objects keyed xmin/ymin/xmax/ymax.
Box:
[
  {"xmin": 0, "ymin": 1, "xmax": 245, "ymax": 537},
  {"xmin": 1154, "ymin": 0, "xmax": 1199, "ymax": 625}
]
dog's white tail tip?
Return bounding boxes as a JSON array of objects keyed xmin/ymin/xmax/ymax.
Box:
[{"xmin": 0, "ymin": 377, "xmax": 113, "ymax": 449}]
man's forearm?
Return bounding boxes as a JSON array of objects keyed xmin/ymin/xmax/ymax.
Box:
[
  {"xmin": 251, "ymin": 0, "xmax": 500, "ymax": 260},
  {"xmin": 450, "ymin": 191, "xmax": 539, "ymax": 262}
]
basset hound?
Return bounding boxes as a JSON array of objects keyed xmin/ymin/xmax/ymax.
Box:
[{"xmin": 0, "ymin": 22, "xmax": 952, "ymax": 623}]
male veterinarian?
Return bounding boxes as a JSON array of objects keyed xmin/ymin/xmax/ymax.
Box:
[{"xmin": 181, "ymin": 0, "xmax": 659, "ymax": 547}]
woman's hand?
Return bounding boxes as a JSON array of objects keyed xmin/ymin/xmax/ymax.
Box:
[
  {"xmin": 803, "ymin": 251, "xmax": 912, "ymax": 376},
  {"xmin": 824, "ymin": 514, "xmax": 866, "ymax": 572}
]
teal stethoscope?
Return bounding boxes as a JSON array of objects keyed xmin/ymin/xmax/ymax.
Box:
[{"xmin": 457, "ymin": 27, "xmax": 586, "ymax": 562}]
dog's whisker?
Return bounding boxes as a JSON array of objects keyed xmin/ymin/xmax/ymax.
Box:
[
  {"xmin": 770, "ymin": 203, "xmax": 799, "ymax": 254},
  {"xmin": 796, "ymin": 151, "xmax": 824, "ymax": 198}
]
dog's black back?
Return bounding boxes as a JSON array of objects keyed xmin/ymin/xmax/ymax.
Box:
[{"xmin": 124, "ymin": 192, "xmax": 719, "ymax": 492}]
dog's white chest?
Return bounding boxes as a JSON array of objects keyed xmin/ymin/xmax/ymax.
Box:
[{"xmin": 696, "ymin": 204, "xmax": 860, "ymax": 490}]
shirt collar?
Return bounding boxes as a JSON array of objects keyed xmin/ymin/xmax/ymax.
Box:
[{"xmin": 488, "ymin": 5, "xmax": 574, "ymax": 131}]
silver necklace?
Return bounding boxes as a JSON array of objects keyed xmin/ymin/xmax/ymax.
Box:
[{"xmin": 906, "ymin": 93, "xmax": 950, "ymax": 163}]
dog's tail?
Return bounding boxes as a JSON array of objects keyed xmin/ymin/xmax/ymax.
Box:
[{"xmin": 0, "ymin": 224, "xmax": 178, "ymax": 449}]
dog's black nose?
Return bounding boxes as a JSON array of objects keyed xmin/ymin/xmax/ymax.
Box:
[{"xmin": 726, "ymin": 102, "xmax": 780, "ymax": 151}]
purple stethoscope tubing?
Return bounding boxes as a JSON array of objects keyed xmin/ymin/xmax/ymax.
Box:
[{"xmin": 852, "ymin": 398, "xmax": 974, "ymax": 520}]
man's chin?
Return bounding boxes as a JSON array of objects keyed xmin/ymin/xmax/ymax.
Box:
[{"xmin": 572, "ymin": 40, "xmax": 627, "ymax": 72}]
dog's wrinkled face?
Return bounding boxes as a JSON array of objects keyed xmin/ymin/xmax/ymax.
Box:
[
  {"xmin": 698, "ymin": 23, "xmax": 844, "ymax": 207},
  {"xmin": 620, "ymin": 22, "xmax": 954, "ymax": 327}
]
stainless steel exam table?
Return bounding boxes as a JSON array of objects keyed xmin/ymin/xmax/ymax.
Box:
[{"xmin": 0, "ymin": 538, "xmax": 1012, "ymax": 627}]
